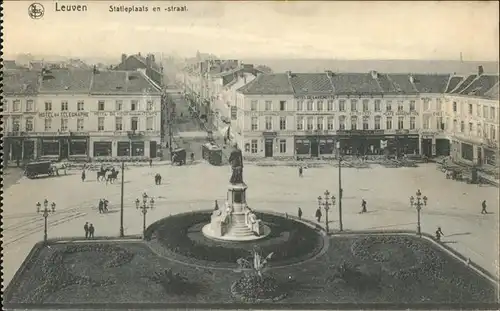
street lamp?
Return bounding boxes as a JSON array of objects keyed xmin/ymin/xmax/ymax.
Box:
[
  {"xmin": 318, "ymin": 190, "xmax": 336, "ymax": 234},
  {"xmin": 336, "ymin": 141, "xmax": 344, "ymax": 231},
  {"xmin": 410, "ymin": 189, "xmax": 428, "ymax": 236},
  {"xmin": 37, "ymin": 199, "xmax": 56, "ymax": 242},
  {"xmin": 136, "ymin": 192, "xmax": 155, "ymax": 238}
]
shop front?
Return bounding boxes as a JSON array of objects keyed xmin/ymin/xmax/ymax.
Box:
[
  {"xmin": 483, "ymin": 147, "xmax": 498, "ymax": 166},
  {"xmin": 336, "ymin": 130, "xmax": 387, "ymax": 156},
  {"xmin": 295, "ymin": 133, "xmax": 336, "ymax": 158},
  {"xmin": 4, "ymin": 135, "xmax": 37, "ymax": 163}
]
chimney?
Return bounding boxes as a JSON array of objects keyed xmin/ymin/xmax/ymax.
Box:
[
  {"xmin": 121, "ymin": 54, "xmax": 127, "ymax": 63},
  {"xmin": 478, "ymin": 66, "xmax": 484, "ymax": 76},
  {"xmin": 409, "ymin": 75, "xmax": 414, "ymax": 84},
  {"xmin": 370, "ymin": 70, "xmax": 378, "ymax": 79}
]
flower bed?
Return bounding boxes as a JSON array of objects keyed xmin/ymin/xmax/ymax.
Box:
[{"xmin": 231, "ymin": 274, "xmax": 287, "ymax": 302}]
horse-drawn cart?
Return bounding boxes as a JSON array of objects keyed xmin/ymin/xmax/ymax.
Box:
[{"xmin": 24, "ymin": 161, "xmax": 57, "ymax": 179}]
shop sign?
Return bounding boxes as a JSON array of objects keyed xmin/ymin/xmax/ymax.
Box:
[
  {"xmin": 93, "ymin": 111, "xmax": 158, "ymax": 117},
  {"xmin": 336, "ymin": 130, "xmax": 385, "ymax": 136},
  {"xmin": 230, "ymin": 106, "xmax": 237, "ymax": 120},
  {"xmin": 294, "ymin": 95, "xmax": 336, "ymax": 100},
  {"xmin": 39, "ymin": 112, "xmax": 90, "ymax": 118},
  {"xmin": 383, "ymin": 111, "xmax": 419, "ymax": 117},
  {"xmin": 262, "ymin": 131, "xmax": 277, "ymax": 137}
]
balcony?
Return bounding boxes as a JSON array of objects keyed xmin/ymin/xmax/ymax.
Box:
[{"xmin": 127, "ymin": 130, "xmax": 145, "ymax": 139}]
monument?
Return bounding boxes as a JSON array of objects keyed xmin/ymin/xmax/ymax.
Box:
[{"xmin": 202, "ymin": 143, "xmax": 271, "ymax": 241}]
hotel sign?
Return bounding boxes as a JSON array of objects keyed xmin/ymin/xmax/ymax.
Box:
[
  {"xmin": 93, "ymin": 111, "xmax": 158, "ymax": 117},
  {"xmin": 337, "ymin": 130, "xmax": 385, "ymax": 136},
  {"xmin": 39, "ymin": 112, "xmax": 89, "ymax": 118},
  {"xmin": 294, "ymin": 95, "xmax": 336, "ymax": 100}
]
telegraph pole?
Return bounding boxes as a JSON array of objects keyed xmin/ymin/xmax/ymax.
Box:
[{"xmin": 119, "ymin": 161, "xmax": 124, "ymax": 237}]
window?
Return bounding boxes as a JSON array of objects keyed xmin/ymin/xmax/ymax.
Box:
[
  {"xmin": 339, "ymin": 100, "xmax": 346, "ymax": 111},
  {"xmin": 362, "ymin": 99, "xmax": 369, "ymax": 112},
  {"xmin": 350, "ymin": 116, "xmax": 357, "ymax": 130},
  {"xmin": 436, "ymin": 98, "xmax": 442, "ymax": 111},
  {"xmin": 116, "ymin": 100, "xmax": 123, "ymax": 111},
  {"xmin": 477, "ymin": 105, "xmax": 482, "ymax": 117},
  {"xmin": 397, "ymin": 101, "xmax": 404, "ymax": 111},
  {"xmin": 296, "ymin": 100, "xmax": 303, "ymax": 111},
  {"xmin": 317, "ymin": 117, "xmax": 324, "ymax": 130},
  {"xmin": 98, "ymin": 117, "xmax": 105, "ymax": 131},
  {"xmin": 398, "ymin": 117, "xmax": 404, "ymax": 129},
  {"xmin": 327, "ymin": 100, "xmax": 334, "ymax": 111},
  {"xmin": 98, "ymin": 100, "xmax": 105, "ymax": 111},
  {"xmin": 115, "ymin": 117, "xmax": 123, "ymax": 131},
  {"xmin": 77, "ymin": 101, "xmax": 84, "ymax": 111},
  {"xmin": 131, "ymin": 117, "xmax": 138, "ymax": 131},
  {"xmin": 60, "ymin": 118, "xmax": 68, "ymax": 131},
  {"xmin": 374, "ymin": 116, "xmax": 381, "ymax": 129},
  {"xmin": 13, "ymin": 100, "xmax": 21, "ymax": 112},
  {"xmin": 265, "ymin": 100, "xmax": 272, "ymax": 111},
  {"xmin": 61, "ymin": 101, "xmax": 68, "ymax": 111},
  {"xmin": 296, "ymin": 116, "xmax": 304, "ymax": 130},
  {"xmin": 362, "ymin": 116, "xmax": 369, "ymax": 130},
  {"xmin": 279, "ymin": 116, "xmax": 286, "ymax": 130},
  {"xmin": 146, "ymin": 117, "xmax": 154, "ymax": 130},
  {"xmin": 147, "ymin": 100, "xmax": 154, "ymax": 111},
  {"xmin": 410, "ymin": 117, "xmax": 416, "ymax": 130},
  {"xmin": 306, "ymin": 100, "xmax": 313, "ymax": 111},
  {"xmin": 469, "ymin": 122, "xmax": 473, "ymax": 133},
  {"xmin": 350, "ymin": 99, "xmax": 357, "ymax": 112},
  {"xmin": 251, "ymin": 140, "xmax": 258, "ymax": 153},
  {"xmin": 306, "ymin": 117, "xmax": 314, "ymax": 130},
  {"xmin": 77, "ymin": 118, "xmax": 84, "ymax": 131},
  {"xmin": 251, "ymin": 100, "xmax": 258, "ymax": 111},
  {"xmin": 317, "ymin": 101, "xmax": 323, "ymax": 111},
  {"xmin": 483, "ymin": 106, "xmax": 488, "ymax": 119},
  {"xmin": 423, "ymin": 116, "xmax": 430, "ymax": 129},
  {"xmin": 453, "ymin": 102, "xmax": 457, "ymax": 112},
  {"xmin": 12, "ymin": 117, "xmax": 21, "ymax": 131},
  {"xmin": 386, "ymin": 117, "xmax": 392, "ymax": 130},
  {"xmin": 386, "ymin": 100, "xmax": 392, "ymax": 111},
  {"xmin": 409, "ymin": 100, "xmax": 416, "ymax": 111},
  {"xmin": 460, "ymin": 121, "xmax": 465, "ymax": 132},
  {"xmin": 477, "ymin": 123, "xmax": 482, "ymax": 137},
  {"xmin": 374, "ymin": 99, "xmax": 381, "ymax": 112},
  {"xmin": 279, "ymin": 101, "xmax": 286, "ymax": 111},
  {"xmin": 131, "ymin": 100, "xmax": 138, "ymax": 111},
  {"xmin": 327, "ymin": 117, "xmax": 334, "ymax": 130},
  {"xmin": 251, "ymin": 117, "xmax": 258, "ymax": 130},
  {"xmin": 436, "ymin": 117, "xmax": 443, "ymax": 130},
  {"xmin": 4, "ymin": 100, "xmax": 8, "ymax": 112},
  {"xmin": 468, "ymin": 104, "xmax": 473, "ymax": 115},
  {"xmin": 44, "ymin": 118, "xmax": 52, "ymax": 131},
  {"xmin": 339, "ymin": 116, "xmax": 346, "ymax": 130},
  {"xmin": 279, "ymin": 139, "xmax": 286, "ymax": 153},
  {"xmin": 490, "ymin": 107, "xmax": 496, "ymax": 120},
  {"xmin": 45, "ymin": 101, "xmax": 52, "ymax": 111},
  {"xmin": 26, "ymin": 100, "xmax": 34, "ymax": 112},
  {"xmin": 453, "ymin": 119, "xmax": 457, "ymax": 132},
  {"xmin": 25, "ymin": 118, "xmax": 34, "ymax": 132},
  {"xmin": 423, "ymin": 99, "xmax": 430, "ymax": 111},
  {"xmin": 265, "ymin": 116, "xmax": 273, "ymax": 130},
  {"xmin": 490, "ymin": 125, "xmax": 496, "ymax": 140}
]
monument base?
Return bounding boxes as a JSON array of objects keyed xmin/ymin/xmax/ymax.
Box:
[{"xmin": 202, "ymin": 222, "xmax": 271, "ymax": 242}]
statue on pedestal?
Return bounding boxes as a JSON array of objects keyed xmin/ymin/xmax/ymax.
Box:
[{"xmin": 229, "ymin": 143, "xmax": 244, "ymax": 184}]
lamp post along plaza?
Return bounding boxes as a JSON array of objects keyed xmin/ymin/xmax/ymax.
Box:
[
  {"xmin": 136, "ymin": 192, "xmax": 155, "ymax": 238},
  {"xmin": 409, "ymin": 189, "xmax": 428, "ymax": 236},
  {"xmin": 318, "ymin": 190, "xmax": 336, "ymax": 234},
  {"xmin": 37, "ymin": 199, "xmax": 56, "ymax": 242},
  {"xmin": 336, "ymin": 141, "xmax": 343, "ymax": 232}
]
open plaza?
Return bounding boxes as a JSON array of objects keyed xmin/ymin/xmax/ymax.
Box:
[{"xmin": 3, "ymin": 161, "xmax": 499, "ymax": 303}]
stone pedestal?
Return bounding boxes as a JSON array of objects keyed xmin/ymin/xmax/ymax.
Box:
[{"xmin": 202, "ymin": 183, "xmax": 270, "ymax": 241}]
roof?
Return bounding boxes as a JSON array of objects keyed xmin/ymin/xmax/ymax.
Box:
[
  {"xmin": 132, "ymin": 54, "xmax": 162, "ymax": 73},
  {"xmin": 5, "ymin": 68, "xmax": 161, "ymax": 95},
  {"xmin": 330, "ymin": 73, "xmax": 386, "ymax": 94},
  {"xmin": 3, "ymin": 60, "xmax": 24, "ymax": 70},
  {"xmin": 445, "ymin": 76, "xmax": 464, "ymax": 93},
  {"xmin": 237, "ymin": 73, "xmax": 294, "ymax": 95},
  {"xmin": 3, "ymin": 69, "xmax": 40, "ymax": 95},
  {"xmin": 386, "ymin": 74, "xmax": 418, "ymax": 93},
  {"xmin": 289, "ymin": 73, "xmax": 334, "ymax": 94},
  {"xmin": 483, "ymin": 83, "xmax": 499, "ymax": 100},
  {"xmin": 450, "ymin": 75, "xmax": 477, "ymax": 94},
  {"xmin": 411, "ymin": 74, "xmax": 450, "ymax": 93},
  {"xmin": 459, "ymin": 75, "xmax": 499, "ymax": 97}
]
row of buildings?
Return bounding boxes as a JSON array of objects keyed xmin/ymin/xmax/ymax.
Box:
[
  {"xmin": 180, "ymin": 62, "xmax": 499, "ymax": 168},
  {"xmin": 3, "ymin": 56, "xmax": 165, "ymax": 162}
]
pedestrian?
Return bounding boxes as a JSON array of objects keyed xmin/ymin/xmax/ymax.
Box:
[
  {"xmin": 89, "ymin": 224, "xmax": 95, "ymax": 239},
  {"xmin": 84, "ymin": 222, "xmax": 89, "ymax": 239},
  {"xmin": 360, "ymin": 199, "xmax": 367, "ymax": 213},
  {"xmin": 481, "ymin": 200, "xmax": 488, "ymax": 214},
  {"xmin": 154, "ymin": 174, "xmax": 159, "ymax": 185},
  {"xmin": 158, "ymin": 174, "xmax": 162, "ymax": 185},
  {"xmin": 315, "ymin": 208, "xmax": 322, "ymax": 222},
  {"xmin": 435, "ymin": 227, "xmax": 444, "ymax": 241},
  {"xmin": 190, "ymin": 152, "xmax": 195, "ymax": 163},
  {"xmin": 214, "ymin": 200, "xmax": 219, "ymax": 210},
  {"xmin": 103, "ymin": 199, "xmax": 109, "ymax": 212},
  {"xmin": 298, "ymin": 166, "xmax": 303, "ymax": 177},
  {"xmin": 81, "ymin": 170, "xmax": 86, "ymax": 182},
  {"xmin": 298, "ymin": 207, "xmax": 303, "ymax": 219},
  {"xmin": 149, "ymin": 158, "xmax": 153, "ymax": 167},
  {"xmin": 98, "ymin": 199, "xmax": 104, "ymax": 213}
]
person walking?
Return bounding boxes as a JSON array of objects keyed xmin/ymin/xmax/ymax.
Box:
[
  {"xmin": 435, "ymin": 227, "xmax": 444, "ymax": 241},
  {"xmin": 98, "ymin": 199, "xmax": 104, "ymax": 214},
  {"xmin": 154, "ymin": 174, "xmax": 159, "ymax": 185},
  {"xmin": 81, "ymin": 170, "xmax": 86, "ymax": 182},
  {"xmin": 103, "ymin": 199, "xmax": 109, "ymax": 213},
  {"xmin": 84, "ymin": 222, "xmax": 89, "ymax": 239},
  {"xmin": 315, "ymin": 207, "xmax": 322, "ymax": 222},
  {"xmin": 360, "ymin": 199, "xmax": 367, "ymax": 213},
  {"xmin": 298, "ymin": 207, "xmax": 303, "ymax": 219},
  {"xmin": 298, "ymin": 166, "xmax": 303, "ymax": 178},
  {"xmin": 157, "ymin": 174, "xmax": 162, "ymax": 185},
  {"xmin": 149, "ymin": 158, "xmax": 153, "ymax": 167},
  {"xmin": 481, "ymin": 200, "xmax": 488, "ymax": 214},
  {"xmin": 88, "ymin": 224, "xmax": 95, "ymax": 239}
]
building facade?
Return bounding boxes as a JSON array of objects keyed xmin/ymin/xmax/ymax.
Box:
[
  {"xmin": 234, "ymin": 69, "xmax": 499, "ymax": 164},
  {"xmin": 3, "ymin": 68, "xmax": 162, "ymax": 162}
]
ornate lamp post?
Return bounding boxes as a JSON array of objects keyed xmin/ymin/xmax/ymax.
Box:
[
  {"xmin": 336, "ymin": 141, "xmax": 344, "ymax": 231},
  {"xmin": 136, "ymin": 192, "xmax": 155, "ymax": 238},
  {"xmin": 317, "ymin": 190, "xmax": 336, "ymax": 234},
  {"xmin": 37, "ymin": 199, "xmax": 56, "ymax": 242},
  {"xmin": 410, "ymin": 189, "xmax": 427, "ymax": 236}
]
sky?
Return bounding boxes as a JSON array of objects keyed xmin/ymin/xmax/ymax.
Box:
[{"xmin": 4, "ymin": 1, "xmax": 500, "ymax": 61}]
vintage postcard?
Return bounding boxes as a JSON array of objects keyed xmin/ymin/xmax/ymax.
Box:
[{"xmin": 2, "ymin": 1, "xmax": 499, "ymax": 310}]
